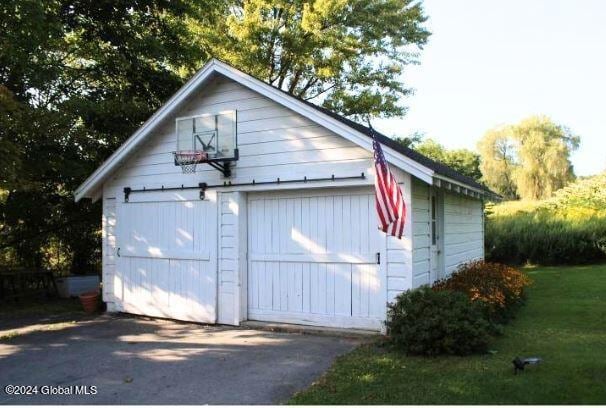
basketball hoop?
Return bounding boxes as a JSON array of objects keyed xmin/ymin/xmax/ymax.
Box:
[{"xmin": 173, "ymin": 150, "xmax": 207, "ymax": 173}]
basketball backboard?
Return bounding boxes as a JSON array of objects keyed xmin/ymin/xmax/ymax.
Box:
[{"xmin": 175, "ymin": 111, "xmax": 237, "ymax": 160}]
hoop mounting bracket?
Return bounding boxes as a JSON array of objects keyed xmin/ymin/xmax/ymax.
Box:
[
  {"xmin": 206, "ymin": 161, "xmax": 232, "ymax": 177},
  {"xmin": 202, "ymin": 148, "xmax": 239, "ymax": 177}
]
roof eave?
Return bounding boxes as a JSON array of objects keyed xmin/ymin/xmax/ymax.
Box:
[{"xmin": 433, "ymin": 174, "xmax": 501, "ymax": 201}]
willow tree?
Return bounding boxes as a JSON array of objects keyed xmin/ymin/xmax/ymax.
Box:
[
  {"xmin": 512, "ymin": 116, "xmax": 579, "ymax": 200},
  {"xmin": 478, "ymin": 116, "xmax": 579, "ymax": 200},
  {"xmin": 477, "ymin": 127, "xmax": 519, "ymax": 200},
  {"xmin": 206, "ymin": 0, "xmax": 430, "ymax": 118}
]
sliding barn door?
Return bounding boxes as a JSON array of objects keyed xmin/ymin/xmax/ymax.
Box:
[
  {"xmin": 115, "ymin": 196, "xmax": 217, "ymax": 323},
  {"xmin": 247, "ymin": 188, "xmax": 384, "ymax": 330}
]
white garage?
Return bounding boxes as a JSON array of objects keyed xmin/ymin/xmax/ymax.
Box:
[{"xmin": 75, "ymin": 59, "xmax": 495, "ymax": 332}]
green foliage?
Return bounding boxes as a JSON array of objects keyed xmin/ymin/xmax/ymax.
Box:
[
  {"xmin": 477, "ymin": 127, "xmax": 518, "ymax": 199},
  {"xmin": 206, "ymin": 0, "xmax": 430, "ymax": 118},
  {"xmin": 0, "ymin": 0, "xmax": 214, "ymax": 273},
  {"xmin": 386, "ymin": 286, "xmax": 493, "ymax": 356},
  {"xmin": 414, "ymin": 138, "xmax": 482, "ymax": 181},
  {"xmin": 478, "ymin": 115, "xmax": 579, "ymax": 200},
  {"xmin": 433, "ymin": 261, "xmax": 532, "ymax": 323},
  {"xmin": 513, "ymin": 116, "xmax": 579, "ymax": 199},
  {"xmin": 0, "ymin": 86, "xmax": 22, "ymax": 188},
  {"xmin": 542, "ymin": 172, "xmax": 606, "ymax": 212},
  {"xmin": 486, "ymin": 212, "xmax": 606, "ymax": 265},
  {"xmin": 486, "ymin": 173, "xmax": 606, "ymax": 265},
  {"xmin": 391, "ymin": 130, "xmax": 425, "ymax": 149}
]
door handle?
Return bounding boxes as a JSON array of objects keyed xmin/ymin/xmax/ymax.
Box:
[
  {"xmin": 376, "ymin": 252, "xmax": 381, "ymax": 265},
  {"xmin": 117, "ymin": 247, "xmax": 121, "ymax": 257}
]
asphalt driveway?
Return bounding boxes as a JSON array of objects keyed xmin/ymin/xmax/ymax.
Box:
[{"xmin": 0, "ymin": 315, "xmax": 360, "ymax": 404}]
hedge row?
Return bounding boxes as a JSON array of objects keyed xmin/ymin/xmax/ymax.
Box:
[
  {"xmin": 386, "ymin": 261, "xmax": 531, "ymax": 356},
  {"xmin": 485, "ymin": 173, "xmax": 606, "ymax": 265},
  {"xmin": 486, "ymin": 209, "xmax": 606, "ymax": 265}
]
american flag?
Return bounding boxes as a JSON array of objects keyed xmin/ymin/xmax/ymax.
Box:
[{"xmin": 371, "ymin": 128, "xmax": 406, "ymax": 239}]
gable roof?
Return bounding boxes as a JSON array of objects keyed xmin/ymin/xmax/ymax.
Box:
[{"xmin": 75, "ymin": 58, "xmax": 496, "ymax": 202}]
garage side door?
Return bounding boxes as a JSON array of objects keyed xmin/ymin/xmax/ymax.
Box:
[
  {"xmin": 247, "ymin": 189, "xmax": 384, "ymax": 330},
  {"xmin": 115, "ymin": 198, "xmax": 217, "ymax": 323}
]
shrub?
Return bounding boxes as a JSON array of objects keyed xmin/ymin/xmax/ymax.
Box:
[
  {"xmin": 433, "ymin": 261, "xmax": 532, "ymax": 322},
  {"xmin": 386, "ymin": 286, "xmax": 493, "ymax": 356}
]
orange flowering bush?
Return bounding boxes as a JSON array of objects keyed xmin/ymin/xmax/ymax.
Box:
[{"xmin": 432, "ymin": 261, "xmax": 532, "ymax": 322}]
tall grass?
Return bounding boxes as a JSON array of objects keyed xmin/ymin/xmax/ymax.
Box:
[{"xmin": 486, "ymin": 173, "xmax": 606, "ymax": 265}]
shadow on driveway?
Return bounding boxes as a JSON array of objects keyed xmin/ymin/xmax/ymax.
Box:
[{"xmin": 0, "ymin": 314, "xmax": 360, "ymax": 404}]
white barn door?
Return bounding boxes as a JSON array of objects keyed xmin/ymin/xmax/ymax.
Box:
[
  {"xmin": 247, "ymin": 188, "xmax": 384, "ymax": 330},
  {"xmin": 115, "ymin": 196, "xmax": 217, "ymax": 323}
]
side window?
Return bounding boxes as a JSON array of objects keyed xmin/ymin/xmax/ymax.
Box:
[{"xmin": 431, "ymin": 195, "xmax": 437, "ymax": 246}]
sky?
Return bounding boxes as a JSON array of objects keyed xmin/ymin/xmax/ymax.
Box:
[{"xmin": 375, "ymin": 0, "xmax": 606, "ymax": 176}]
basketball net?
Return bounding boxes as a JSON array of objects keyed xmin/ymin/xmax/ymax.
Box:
[{"xmin": 173, "ymin": 151, "xmax": 207, "ymax": 174}]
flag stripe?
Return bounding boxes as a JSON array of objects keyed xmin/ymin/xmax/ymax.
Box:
[{"xmin": 371, "ymin": 130, "xmax": 407, "ymax": 239}]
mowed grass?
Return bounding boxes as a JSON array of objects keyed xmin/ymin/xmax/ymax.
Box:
[{"xmin": 289, "ymin": 264, "xmax": 606, "ymax": 405}]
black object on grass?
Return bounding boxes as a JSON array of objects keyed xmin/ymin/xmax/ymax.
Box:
[{"xmin": 513, "ymin": 356, "xmax": 542, "ymax": 374}]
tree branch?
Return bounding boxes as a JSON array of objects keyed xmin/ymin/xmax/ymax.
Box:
[
  {"xmin": 304, "ymin": 83, "xmax": 336, "ymax": 100},
  {"xmin": 297, "ymin": 76, "xmax": 319, "ymax": 97},
  {"xmin": 288, "ymin": 68, "xmax": 303, "ymax": 93}
]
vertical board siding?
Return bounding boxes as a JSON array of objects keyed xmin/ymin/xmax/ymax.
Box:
[
  {"xmin": 411, "ymin": 178, "xmax": 431, "ymax": 288},
  {"xmin": 247, "ymin": 189, "xmax": 384, "ymax": 330},
  {"xmin": 442, "ymin": 191, "xmax": 484, "ymax": 275},
  {"xmin": 115, "ymin": 197, "xmax": 217, "ymax": 323}
]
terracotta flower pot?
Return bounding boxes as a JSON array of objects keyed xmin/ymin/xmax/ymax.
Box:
[{"xmin": 79, "ymin": 291, "xmax": 100, "ymax": 314}]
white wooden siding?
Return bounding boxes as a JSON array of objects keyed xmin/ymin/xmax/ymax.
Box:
[
  {"xmin": 442, "ymin": 191, "xmax": 484, "ymax": 275},
  {"xmin": 218, "ymin": 191, "xmax": 247, "ymax": 325},
  {"xmin": 411, "ymin": 178, "xmax": 431, "ymax": 288},
  {"xmin": 385, "ymin": 168, "xmax": 413, "ymax": 303},
  {"xmin": 102, "ymin": 198, "xmax": 117, "ymax": 310},
  {"xmin": 104, "ymin": 76, "xmax": 374, "ymax": 192}
]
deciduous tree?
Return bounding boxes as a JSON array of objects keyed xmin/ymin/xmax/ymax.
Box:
[
  {"xmin": 400, "ymin": 138, "xmax": 482, "ymax": 181},
  {"xmin": 0, "ymin": 0, "xmax": 217, "ymax": 271},
  {"xmin": 477, "ymin": 127, "xmax": 519, "ymax": 199},
  {"xmin": 207, "ymin": 0, "xmax": 430, "ymax": 118},
  {"xmin": 477, "ymin": 116, "xmax": 579, "ymax": 200},
  {"xmin": 512, "ymin": 116, "xmax": 579, "ymax": 200}
]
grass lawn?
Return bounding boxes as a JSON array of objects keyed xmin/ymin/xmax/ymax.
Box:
[{"xmin": 289, "ymin": 264, "xmax": 606, "ymax": 405}]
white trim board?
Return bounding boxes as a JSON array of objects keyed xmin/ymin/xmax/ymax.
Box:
[{"xmin": 75, "ymin": 59, "xmax": 434, "ymax": 202}]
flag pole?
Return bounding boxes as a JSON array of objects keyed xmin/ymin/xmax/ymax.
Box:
[{"xmin": 366, "ymin": 116, "xmax": 375, "ymax": 137}]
